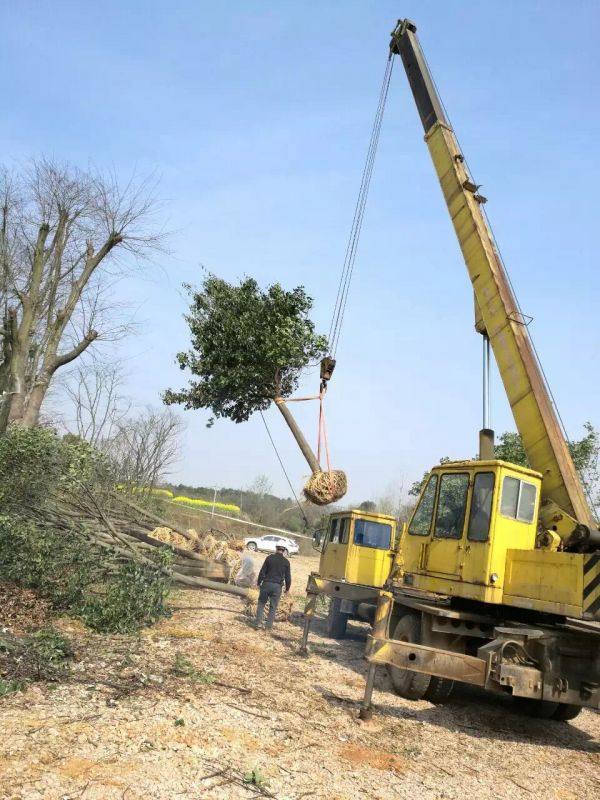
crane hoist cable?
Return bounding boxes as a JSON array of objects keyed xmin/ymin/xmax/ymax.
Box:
[
  {"xmin": 271, "ymin": 55, "xmax": 394, "ymax": 482},
  {"xmin": 328, "ymin": 54, "xmax": 394, "ymax": 359},
  {"xmin": 259, "ymin": 57, "xmax": 394, "ymax": 502}
]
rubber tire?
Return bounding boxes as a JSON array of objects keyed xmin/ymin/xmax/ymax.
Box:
[
  {"xmin": 387, "ymin": 614, "xmax": 433, "ymax": 700},
  {"xmin": 513, "ymin": 697, "xmax": 560, "ymax": 719},
  {"xmin": 423, "ymin": 674, "xmax": 455, "ymax": 703},
  {"xmin": 247, "ymin": 542, "xmax": 258, "ymax": 552},
  {"xmin": 326, "ymin": 598, "xmax": 349, "ymax": 639},
  {"xmin": 282, "ymin": 548, "xmax": 289, "ymax": 557},
  {"xmin": 551, "ymin": 703, "xmax": 583, "ymax": 722},
  {"xmin": 386, "ymin": 614, "xmax": 454, "ymax": 703}
]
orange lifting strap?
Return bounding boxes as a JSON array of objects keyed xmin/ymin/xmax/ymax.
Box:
[{"xmin": 284, "ymin": 357, "xmax": 336, "ymax": 473}]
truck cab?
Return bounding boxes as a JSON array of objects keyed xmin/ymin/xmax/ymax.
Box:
[
  {"xmin": 319, "ymin": 509, "xmax": 397, "ymax": 588},
  {"xmin": 399, "ymin": 459, "xmax": 542, "ymax": 605},
  {"xmin": 302, "ymin": 510, "xmax": 397, "ymax": 643}
]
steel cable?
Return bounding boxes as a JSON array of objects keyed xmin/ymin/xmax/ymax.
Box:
[{"xmin": 328, "ymin": 55, "xmax": 394, "ymax": 357}]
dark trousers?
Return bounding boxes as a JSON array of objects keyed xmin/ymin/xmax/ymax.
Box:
[{"xmin": 256, "ymin": 581, "xmax": 282, "ymax": 629}]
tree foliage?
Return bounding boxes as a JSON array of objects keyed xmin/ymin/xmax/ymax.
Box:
[
  {"xmin": 358, "ymin": 500, "xmax": 377, "ymax": 513},
  {"xmin": 0, "ymin": 426, "xmax": 172, "ymax": 632},
  {"xmin": 407, "ymin": 426, "xmax": 600, "ymax": 518},
  {"xmin": 493, "ymin": 431, "xmax": 528, "ymax": 467},
  {"xmin": 163, "ymin": 277, "xmax": 328, "ymax": 425}
]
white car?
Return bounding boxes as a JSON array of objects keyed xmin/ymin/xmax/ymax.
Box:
[{"xmin": 244, "ymin": 534, "xmax": 299, "ymax": 556}]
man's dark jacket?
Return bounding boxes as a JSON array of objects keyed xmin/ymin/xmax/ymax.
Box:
[{"xmin": 257, "ymin": 552, "xmax": 291, "ymax": 591}]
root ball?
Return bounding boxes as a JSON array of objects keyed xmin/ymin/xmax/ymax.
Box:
[{"xmin": 303, "ymin": 469, "xmax": 347, "ymax": 506}]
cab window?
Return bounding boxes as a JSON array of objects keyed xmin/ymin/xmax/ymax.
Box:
[
  {"xmin": 500, "ymin": 476, "xmax": 537, "ymax": 523},
  {"xmin": 408, "ymin": 474, "xmax": 438, "ymax": 536},
  {"xmin": 434, "ymin": 473, "xmax": 469, "ymax": 539},
  {"xmin": 354, "ymin": 519, "xmax": 391, "ymax": 549},
  {"xmin": 467, "ymin": 472, "xmax": 494, "ymax": 542},
  {"xmin": 329, "ymin": 519, "xmax": 339, "ymax": 543},
  {"xmin": 339, "ymin": 518, "xmax": 349, "ymax": 544}
]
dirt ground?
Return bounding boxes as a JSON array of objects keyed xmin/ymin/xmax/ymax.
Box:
[{"xmin": 1, "ymin": 553, "xmax": 598, "ymax": 800}]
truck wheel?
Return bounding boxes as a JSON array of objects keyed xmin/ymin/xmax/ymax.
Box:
[
  {"xmin": 423, "ymin": 675, "xmax": 455, "ymax": 703},
  {"xmin": 387, "ymin": 614, "xmax": 432, "ymax": 700},
  {"xmin": 552, "ymin": 703, "xmax": 582, "ymax": 722},
  {"xmin": 247, "ymin": 542, "xmax": 257, "ymax": 551},
  {"xmin": 513, "ymin": 697, "xmax": 560, "ymax": 719},
  {"xmin": 326, "ymin": 598, "xmax": 349, "ymax": 639}
]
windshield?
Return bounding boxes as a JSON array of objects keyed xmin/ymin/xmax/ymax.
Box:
[{"xmin": 353, "ymin": 519, "xmax": 392, "ymax": 550}]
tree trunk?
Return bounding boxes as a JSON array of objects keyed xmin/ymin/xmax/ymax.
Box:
[
  {"xmin": 5, "ymin": 351, "xmax": 27, "ymax": 427},
  {"xmin": 274, "ymin": 398, "xmax": 321, "ymax": 474},
  {"xmin": 20, "ymin": 375, "xmax": 49, "ymax": 428}
]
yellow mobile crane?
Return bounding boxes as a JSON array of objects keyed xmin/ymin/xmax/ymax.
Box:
[{"xmin": 348, "ymin": 20, "xmax": 600, "ymax": 721}]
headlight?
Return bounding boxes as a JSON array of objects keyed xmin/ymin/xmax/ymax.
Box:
[{"xmin": 490, "ymin": 573, "xmax": 499, "ymax": 584}]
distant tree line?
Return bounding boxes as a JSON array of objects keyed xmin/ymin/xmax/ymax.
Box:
[{"xmin": 163, "ymin": 474, "xmax": 328, "ymax": 534}]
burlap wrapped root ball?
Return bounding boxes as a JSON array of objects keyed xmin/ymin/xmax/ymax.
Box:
[
  {"xmin": 244, "ymin": 587, "xmax": 294, "ymax": 622},
  {"xmin": 150, "ymin": 526, "xmax": 196, "ymax": 550},
  {"xmin": 303, "ymin": 469, "xmax": 347, "ymax": 505},
  {"xmin": 194, "ymin": 533, "xmax": 242, "ymax": 578}
]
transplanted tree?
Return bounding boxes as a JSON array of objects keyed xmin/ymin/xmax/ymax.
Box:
[
  {"xmin": 0, "ymin": 159, "xmax": 162, "ymax": 432},
  {"xmin": 164, "ymin": 276, "xmax": 346, "ymax": 505},
  {"xmin": 164, "ymin": 276, "xmax": 327, "ymax": 422}
]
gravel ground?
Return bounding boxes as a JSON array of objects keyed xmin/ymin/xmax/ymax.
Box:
[{"xmin": 1, "ymin": 554, "xmax": 598, "ymax": 800}]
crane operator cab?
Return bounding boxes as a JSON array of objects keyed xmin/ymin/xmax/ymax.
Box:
[{"xmin": 399, "ymin": 459, "xmax": 599, "ymax": 619}]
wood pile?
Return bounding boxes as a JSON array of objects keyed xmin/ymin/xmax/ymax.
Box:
[{"xmin": 26, "ymin": 488, "xmax": 250, "ymax": 595}]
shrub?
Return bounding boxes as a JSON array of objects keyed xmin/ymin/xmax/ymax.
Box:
[
  {"xmin": 0, "ymin": 426, "xmax": 173, "ymax": 634},
  {"xmin": 0, "ymin": 626, "xmax": 72, "ymax": 687},
  {"xmin": 81, "ymin": 550, "xmax": 173, "ymax": 633}
]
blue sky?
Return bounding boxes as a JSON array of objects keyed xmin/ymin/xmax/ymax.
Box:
[{"xmin": 2, "ymin": 1, "xmax": 599, "ymax": 504}]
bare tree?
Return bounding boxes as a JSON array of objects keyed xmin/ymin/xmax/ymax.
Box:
[
  {"xmin": 0, "ymin": 159, "xmax": 163, "ymax": 431},
  {"xmin": 249, "ymin": 474, "xmax": 273, "ymax": 497},
  {"xmin": 376, "ymin": 477, "xmax": 406, "ymax": 520},
  {"xmin": 104, "ymin": 407, "xmax": 184, "ymax": 489},
  {"xmin": 64, "ymin": 360, "xmax": 131, "ymax": 446}
]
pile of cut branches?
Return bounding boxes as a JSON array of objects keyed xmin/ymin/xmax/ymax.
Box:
[
  {"xmin": 0, "ymin": 426, "xmax": 246, "ymax": 634},
  {"xmin": 0, "ymin": 628, "xmax": 73, "ymax": 694},
  {"xmin": 31, "ymin": 488, "xmax": 233, "ymax": 588}
]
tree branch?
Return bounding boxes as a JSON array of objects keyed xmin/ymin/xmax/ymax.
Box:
[{"xmin": 51, "ymin": 329, "xmax": 98, "ymax": 372}]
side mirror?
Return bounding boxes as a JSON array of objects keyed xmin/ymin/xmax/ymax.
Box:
[{"xmin": 312, "ymin": 529, "xmax": 324, "ymax": 551}]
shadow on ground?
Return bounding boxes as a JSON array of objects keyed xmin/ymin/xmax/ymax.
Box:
[{"xmin": 283, "ymin": 607, "xmax": 600, "ymax": 754}]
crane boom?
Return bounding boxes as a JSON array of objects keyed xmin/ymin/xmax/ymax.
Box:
[{"xmin": 390, "ymin": 20, "xmax": 595, "ymax": 544}]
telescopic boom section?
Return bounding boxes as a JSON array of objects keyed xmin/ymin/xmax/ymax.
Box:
[{"xmin": 390, "ymin": 19, "xmax": 596, "ymax": 544}]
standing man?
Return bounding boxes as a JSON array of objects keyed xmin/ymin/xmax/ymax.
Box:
[{"xmin": 255, "ymin": 544, "xmax": 291, "ymax": 630}]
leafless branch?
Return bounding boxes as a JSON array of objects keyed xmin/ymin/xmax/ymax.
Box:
[{"xmin": 0, "ymin": 158, "xmax": 166, "ymax": 430}]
